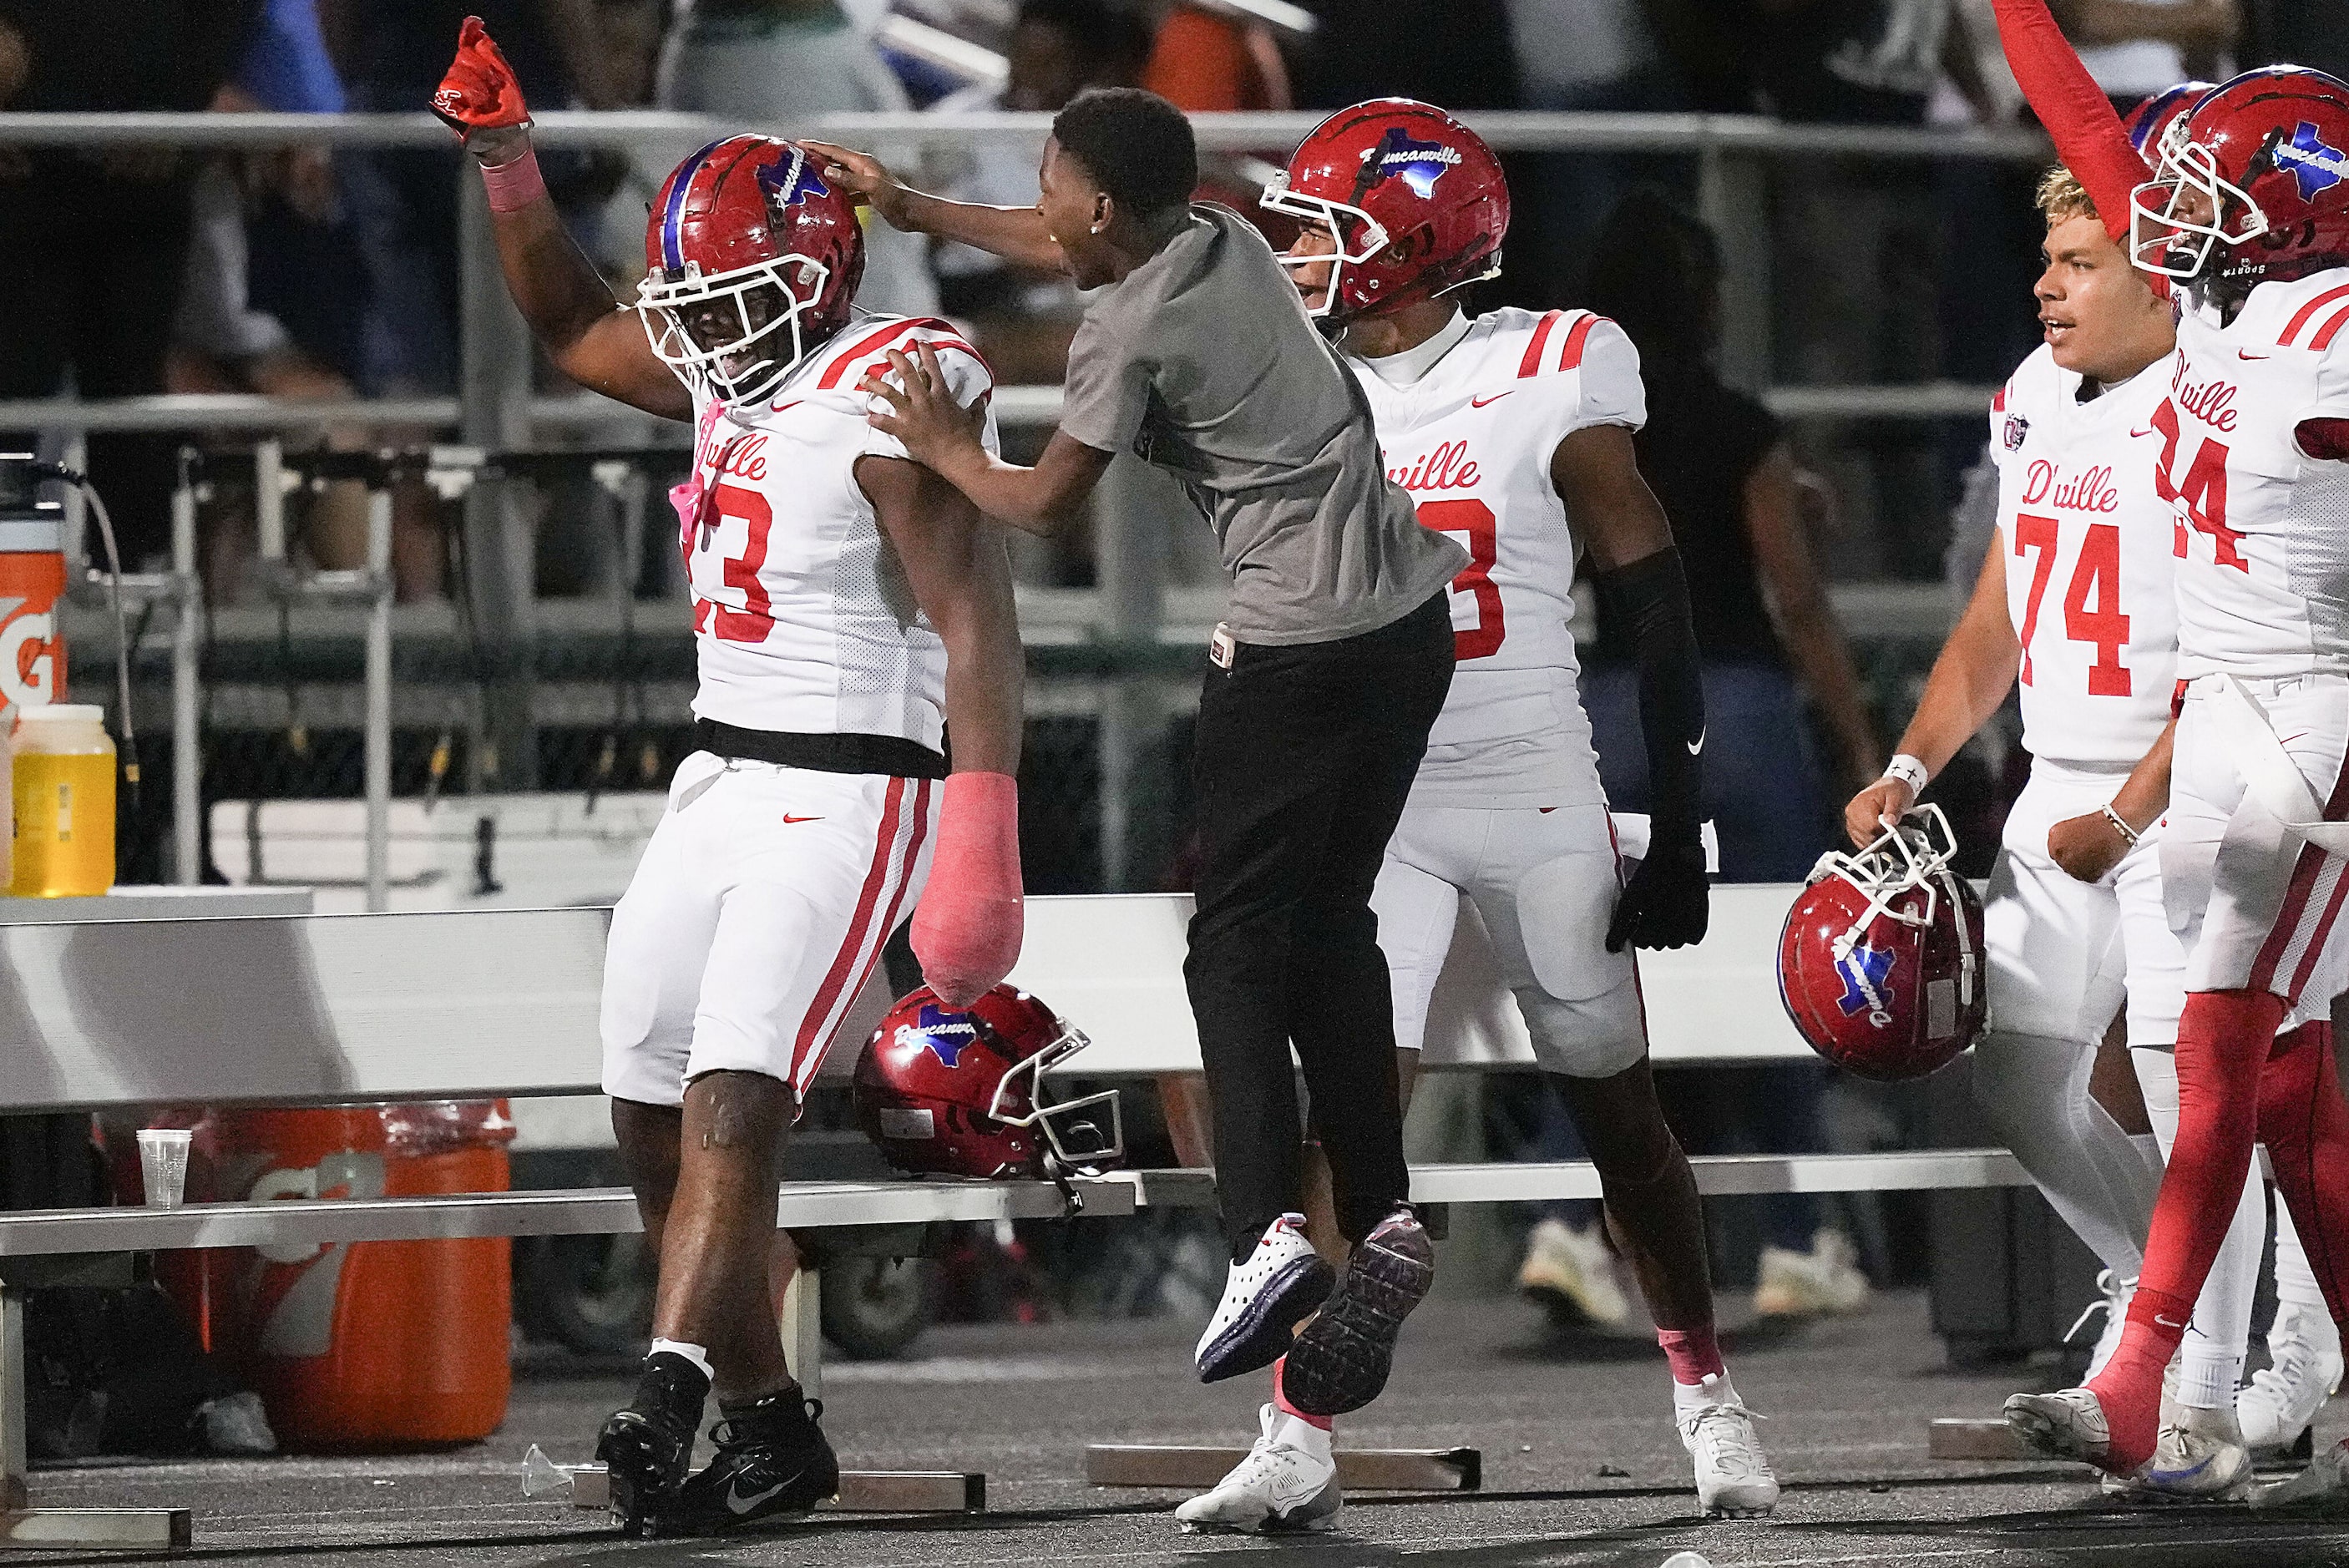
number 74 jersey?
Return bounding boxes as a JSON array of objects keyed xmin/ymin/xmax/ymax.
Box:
[{"xmin": 1989, "ymin": 342, "xmax": 2179, "ymax": 771}]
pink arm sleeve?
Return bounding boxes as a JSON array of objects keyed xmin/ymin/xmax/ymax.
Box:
[
  {"xmin": 911, "ymin": 771, "xmax": 1024, "ymax": 1008},
  {"xmin": 1990, "ymin": 0, "xmax": 2153, "ymax": 243}
]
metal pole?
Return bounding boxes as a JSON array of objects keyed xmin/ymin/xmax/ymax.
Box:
[
  {"xmin": 1091, "ymin": 456, "xmax": 1172, "ymax": 892},
  {"xmin": 458, "ymin": 168, "xmax": 539, "ymax": 790},
  {"xmin": 0, "ymin": 1289, "xmax": 25, "ymax": 1510},
  {"xmin": 170, "ymin": 455, "xmax": 201, "ymax": 886},
  {"xmin": 364, "ymin": 477, "xmax": 393, "ymax": 912},
  {"xmin": 253, "ymin": 438, "xmax": 286, "ymax": 562},
  {"xmin": 1699, "ymin": 144, "xmax": 1773, "ymax": 394}
]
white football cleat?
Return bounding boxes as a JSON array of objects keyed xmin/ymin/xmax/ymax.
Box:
[
  {"xmin": 2004, "ymin": 1386, "xmax": 2116, "ymax": 1469},
  {"xmin": 2068, "ymin": 1270, "xmax": 2136, "ymax": 1382},
  {"xmin": 2255, "ymin": 1437, "xmax": 2349, "ymax": 1510},
  {"xmin": 2124, "ymin": 1400, "xmax": 2253, "ymax": 1504},
  {"xmin": 1195, "ymin": 1214, "xmax": 1334, "ymax": 1383},
  {"xmin": 1518, "ymin": 1217, "xmax": 1630, "ymax": 1328},
  {"xmin": 1678, "ymin": 1374, "xmax": 1779, "ymax": 1519},
  {"xmin": 1173, "ymin": 1405, "xmax": 1339, "ymax": 1535},
  {"xmin": 2240, "ymin": 1300, "xmax": 2344, "ymax": 1457},
  {"xmin": 1753, "ymin": 1228, "xmax": 1870, "ymax": 1319}
]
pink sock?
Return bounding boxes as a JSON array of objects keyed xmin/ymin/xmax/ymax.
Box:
[
  {"xmin": 1658, "ymin": 1326, "xmax": 1725, "ymax": 1386},
  {"xmin": 1273, "ymin": 1357, "xmax": 1332, "ymax": 1431}
]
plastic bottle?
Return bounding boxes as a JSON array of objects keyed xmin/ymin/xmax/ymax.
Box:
[{"xmin": 11, "ymin": 704, "xmax": 114, "ymax": 897}]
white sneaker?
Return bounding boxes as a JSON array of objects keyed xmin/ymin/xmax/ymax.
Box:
[
  {"xmin": 1195, "ymin": 1214, "xmax": 1334, "ymax": 1383},
  {"xmin": 2240, "ymin": 1301, "xmax": 2344, "ymax": 1457},
  {"xmin": 1172, "ymin": 1405, "xmax": 1340, "ymax": 1535},
  {"xmin": 1678, "ymin": 1374, "xmax": 1779, "ymax": 1519},
  {"xmin": 2127, "ymin": 1399, "xmax": 2253, "ymax": 1503},
  {"xmin": 1518, "ymin": 1218, "xmax": 1630, "ymax": 1328},
  {"xmin": 1753, "ymin": 1229, "xmax": 1871, "ymax": 1319},
  {"xmin": 2255, "ymin": 1437, "xmax": 2349, "ymax": 1510},
  {"xmin": 2004, "ymin": 1386, "xmax": 2116, "ymax": 1469},
  {"xmin": 2067, "ymin": 1270, "xmax": 2136, "ymax": 1382}
]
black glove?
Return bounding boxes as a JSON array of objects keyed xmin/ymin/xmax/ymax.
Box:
[{"xmin": 1606, "ymin": 839, "xmax": 1709, "ymax": 952}]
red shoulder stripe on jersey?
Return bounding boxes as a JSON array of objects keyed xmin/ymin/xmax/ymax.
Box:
[
  {"xmin": 2311, "ymin": 304, "xmax": 2349, "ymax": 353},
  {"xmin": 1993, "ymin": 385, "xmax": 2008, "ymax": 412},
  {"xmin": 1518, "ymin": 310, "xmax": 1565, "ymax": 378},
  {"xmin": 817, "ymin": 316, "xmax": 959, "ymax": 388},
  {"xmin": 2281, "ymin": 284, "xmax": 2349, "ymax": 346},
  {"xmin": 1557, "ymin": 314, "xmax": 1604, "ymax": 372}
]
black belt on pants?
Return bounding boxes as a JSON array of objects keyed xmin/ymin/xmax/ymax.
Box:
[{"xmin": 693, "ymin": 718, "xmax": 947, "ymax": 779}]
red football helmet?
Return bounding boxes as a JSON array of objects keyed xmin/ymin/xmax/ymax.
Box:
[
  {"xmin": 1778, "ymin": 806, "xmax": 1987, "ymax": 1083},
  {"xmin": 2130, "ymin": 66, "xmax": 2349, "ymax": 288},
  {"xmin": 635, "ymin": 136, "xmax": 866, "ymax": 408},
  {"xmin": 1262, "ymin": 98, "xmax": 1508, "ymax": 324},
  {"xmin": 853, "ymin": 985, "xmax": 1123, "ymax": 1179},
  {"xmin": 2123, "ymin": 81, "xmax": 2215, "ymax": 159}
]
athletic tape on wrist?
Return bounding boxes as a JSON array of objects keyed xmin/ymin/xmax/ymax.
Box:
[
  {"xmin": 1884, "ymin": 754, "xmax": 1929, "ymax": 795},
  {"xmin": 479, "ymin": 147, "xmax": 546, "ymax": 214}
]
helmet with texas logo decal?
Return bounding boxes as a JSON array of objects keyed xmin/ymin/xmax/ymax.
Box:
[
  {"xmin": 2129, "ymin": 66, "xmax": 2349, "ymax": 291},
  {"xmin": 1778, "ymin": 806, "xmax": 1987, "ymax": 1083},
  {"xmin": 635, "ymin": 135, "xmax": 867, "ymax": 408},
  {"xmin": 853, "ymin": 985, "xmax": 1124, "ymax": 1178},
  {"xmin": 1263, "ymin": 98, "xmax": 1509, "ymax": 325},
  {"xmin": 2123, "ymin": 80, "xmax": 2215, "ymax": 159}
]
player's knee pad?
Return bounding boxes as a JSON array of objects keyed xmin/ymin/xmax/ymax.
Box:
[
  {"xmin": 1968, "ymin": 1029, "xmax": 2086, "ymax": 1153},
  {"xmin": 1518, "ymin": 979, "xmax": 1648, "ymax": 1081}
]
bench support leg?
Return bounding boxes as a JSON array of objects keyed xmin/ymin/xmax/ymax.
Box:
[
  {"xmin": 0, "ymin": 1286, "xmax": 192, "ymax": 1550},
  {"xmin": 781, "ymin": 1265, "xmax": 821, "ymax": 1405}
]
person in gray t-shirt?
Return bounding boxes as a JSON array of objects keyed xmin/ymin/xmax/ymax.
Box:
[{"xmin": 813, "ymin": 89, "xmax": 1458, "ymax": 1425}]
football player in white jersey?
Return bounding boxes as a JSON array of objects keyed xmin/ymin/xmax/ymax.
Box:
[
  {"xmin": 1847, "ymin": 117, "xmax": 2338, "ymax": 1498},
  {"xmin": 1169, "ymin": 99, "xmax": 1775, "ymax": 1535},
  {"xmin": 435, "ymin": 23, "xmax": 1026, "ymax": 1535},
  {"xmin": 1993, "ymin": 1, "xmax": 2349, "ymax": 1490}
]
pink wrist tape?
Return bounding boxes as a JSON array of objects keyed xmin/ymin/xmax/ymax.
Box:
[
  {"xmin": 912, "ymin": 771, "xmax": 1023, "ymax": 1009},
  {"xmin": 479, "ymin": 147, "xmax": 547, "ymax": 214}
]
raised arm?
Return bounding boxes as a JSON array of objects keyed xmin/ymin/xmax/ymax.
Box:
[
  {"xmin": 807, "ymin": 142, "xmax": 1070, "ymax": 274},
  {"xmin": 1556, "ymin": 423, "xmax": 1709, "ymax": 952},
  {"xmin": 1991, "ymin": 0, "xmax": 2155, "ymax": 243},
  {"xmin": 432, "ymin": 18, "xmax": 689, "ymax": 420},
  {"xmin": 1844, "ymin": 529, "xmax": 2022, "ymax": 844},
  {"xmin": 858, "ymin": 453, "xmax": 1028, "ymax": 1004}
]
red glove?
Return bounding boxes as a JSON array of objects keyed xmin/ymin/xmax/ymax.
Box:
[
  {"xmin": 431, "ymin": 16, "xmax": 531, "ymax": 146},
  {"xmin": 912, "ymin": 771, "xmax": 1024, "ymax": 1009}
]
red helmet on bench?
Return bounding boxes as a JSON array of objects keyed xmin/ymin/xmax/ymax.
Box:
[
  {"xmin": 1779, "ymin": 806, "xmax": 1987, "ymax": 1082},
  {"xmin": 853, "ymin": 985, "xmax": 1123, "ymax": 1179}
]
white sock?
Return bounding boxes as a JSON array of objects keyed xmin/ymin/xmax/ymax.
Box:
[
  {"xmin": 2128, "ymin": 1131, "xmax": 2165, "ymax": 1187},
  {"xmin": 2272, "ymin": 1197, "xmax": 2340, "ymax": 1333},
  {"xmin": 649, "ymin": 1338, "xmax": 714, "ymax": 1382},
  {"xmin": 1673, "ymin": 1372, "xmax": 1738, "ymax": 1419},
  {"xmin": 2134, "ymin": 1047, "xmax": 2263, "ymax": 1409},
  {"xmin": 1973, "ymin": 1031, "xmax": 2149, "ymax": 1276},
  {"xmin": 1270, "ymin": 1409, "xmax": 1334, "ymax": 1459}
]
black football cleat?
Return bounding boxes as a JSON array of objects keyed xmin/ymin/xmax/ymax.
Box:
[
  {"xmin": 595, "ymin": 1350, "xmax": 707, "ymax": 1537},
  {"xmin": 671, "ymin": 1391, "xmax": 840, "ymax": 1534}
]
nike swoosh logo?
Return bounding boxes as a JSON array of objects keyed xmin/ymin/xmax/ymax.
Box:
[
  {"xmin": 771, "ymin": 399, "xmax": 804, "ymax": 413},
  {"xmin": 1687, "ymin": 730, "xmax": 1705, "ymax": 756},
  {"xmin": 2154, "ymin": 1314, "xmax": 2186, "ymax": 1329},
  {"xmin": 2240, "ymin": 351, "xmax": 2273, "ymax": 361},
  {"xmin": 726, "ymin": 1479, "xmax": 789, "ymax": 1515},
  {"xmin": 1471, "ymin": 392, "xmax": 1514, "ymax": 407},
  {"xmin": 782, "ymin": 814, "xmax": 824, "ymax": 824},
  {"xmin": 2130, "ymin": 427, "xmax": 2159, "ymax": 438}
]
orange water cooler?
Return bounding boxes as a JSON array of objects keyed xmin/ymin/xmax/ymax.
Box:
[
  {"xmin": 0, "ymin": 498, "xmax": 66, "ymax": 722},
  {"xmin": 190, "ymin": 1104, "xmax": 517, "ymax": 1449}
]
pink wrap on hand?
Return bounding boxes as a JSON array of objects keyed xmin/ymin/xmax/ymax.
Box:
[{"xmin": 913, "ymin": 771, "xmax": 1024, "ymax": 1008}]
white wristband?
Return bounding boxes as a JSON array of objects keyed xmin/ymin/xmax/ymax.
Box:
[{"xmin": 1884, "ymin": 754, "xmax": 1929, "ymax": 795}]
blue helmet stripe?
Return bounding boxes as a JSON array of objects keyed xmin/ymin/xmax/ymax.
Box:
[{"xmin": 661, "ymin": 139, "xmax": 727, "ymax": 272}]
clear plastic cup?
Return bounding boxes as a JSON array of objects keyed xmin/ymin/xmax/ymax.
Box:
[{"xmin": 137, "ymin": 1128, "xmax": 193, "ymax": 1208}]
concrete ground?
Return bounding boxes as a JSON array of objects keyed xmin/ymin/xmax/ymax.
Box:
[{"xmin": 21, "ymin": 1291, "xmax": 2349, "ymax": 1567}]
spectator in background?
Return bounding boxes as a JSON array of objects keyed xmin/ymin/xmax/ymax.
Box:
[
  {"xmin": 0, "ymin": 0, "xmax": 260, "ymax": 564},
  {"xmin": 1577, "ymin": 190, "xmax": 1884, "ymax": 1320},
  {"xmin": 2058, "ymin": 0, "xmax": 2237, "ymax": 99},
  {"xmin": 656, "ymin": 0, "xmax": 939, "ymax": 319},
  {"xmin": 1142, "ymin": 2, "xmax": 1289, "ymax": 111},
  {"xmin": 932, "ymin": 0, "xmax": 1152, "ymax": 381},
  {"xmin": 1284, "ymin": 0, "xmax": 1519, "ymax": 110}
]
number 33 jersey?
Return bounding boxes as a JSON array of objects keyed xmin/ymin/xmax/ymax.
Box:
[
  {"xmin": 674, "ymin": 313, "xmax": 1000, "ymax": 749},
  {"xmin": 1989, "ymin": 342, "xmax": 2179, "ymax": 771},
  {"xmin": 1347, "ymin": 307, "xmax": 1643, "ymax": 808}
]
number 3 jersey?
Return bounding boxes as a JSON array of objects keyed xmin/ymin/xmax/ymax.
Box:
[
  {"xmin": 1988, "ymin": 343, "xmax": 2179, "ymax": 771},
  {"xmin": 674, "ymin": 313, "xmax": 1000, "ymax": 750},
  {"xmin": 1345, "ymin": 307, "xmax": 1643, "ymax": 808},
  {"xmin": 2163, "ymin": 268, "xmax": 2349, "ymax": 680}
]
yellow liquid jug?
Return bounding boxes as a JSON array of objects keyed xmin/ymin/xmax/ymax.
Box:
[{"xmin": 11, "ymin": 704, "xmax": 114, "ymax": 898}]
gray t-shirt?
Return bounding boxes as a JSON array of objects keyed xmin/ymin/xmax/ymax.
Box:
[{"xmin": 1059, "ymin": 204, "xmax": 1467, "ymax": 646}]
